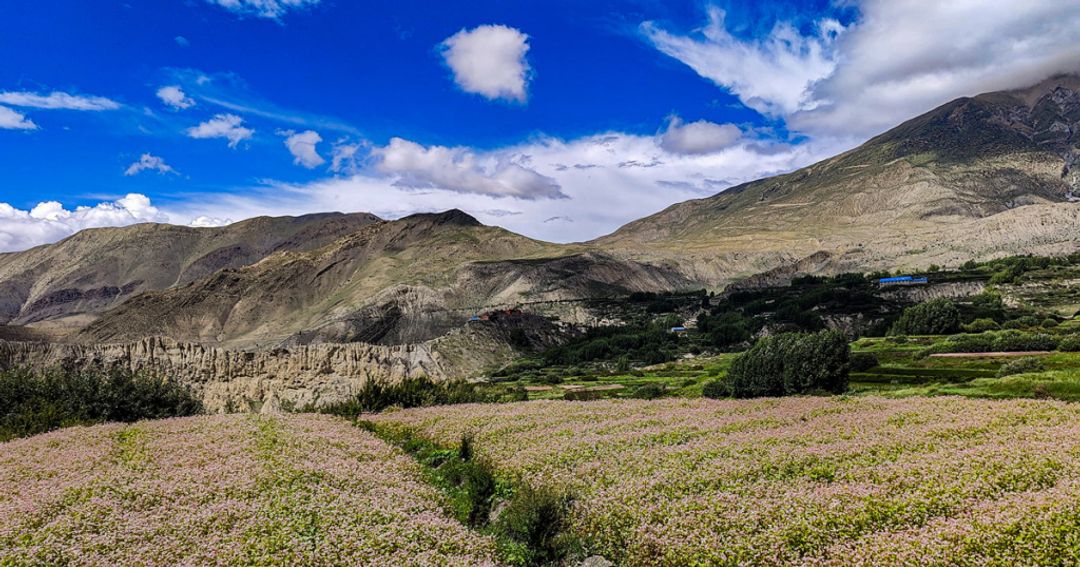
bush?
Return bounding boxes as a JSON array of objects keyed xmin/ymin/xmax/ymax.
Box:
[
  {"xmin": 496, "ymin": 485, "xmax": 571, "ymax": 565},
  {"xmin": 319, "ymin": 376, "xmax": 493, "ymax": 416},
  {"xmin": 727, "ymin": 330, "xmax": 850, "ymax": 398},
  {"xmin": 997, "ymin": 357, "xmax": 1046, "ymax": 377},
  {"xmin": 629, "ymin": 382, "xmax": 665, "ymax": 400},
  {"xmin": 992, "ymin": 331, "xmax": 1058, "ymax": 352},
  {"xmin": 889, "ymin": 299, "xmax": 960, "ymax": 335},
  {"xmin": 962, "ymin": 318, "xmax": 1000, "ymax": 333},
  {"xmin": 1058, "ymin": 334, "xmax": 1080, "ymax": 352},
  {"xmin": 702, "ymin": 379, "xmax": 729, "ymax": 399},
  {"xmin": 933, "ymin": 333, "xmax": 996, "ymax": 354},
  {"xmin": 0, "ymin": 367, "xmax": 203, "ymax": 441},
  {"xmin": 1042, "ymin": 318, "xmax": 1060, "ymax": 328},
  {"xmin": 849, "ymin": 352, "xmax": 879, "ymax": 372}
]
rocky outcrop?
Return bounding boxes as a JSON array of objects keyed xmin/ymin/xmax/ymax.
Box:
[
  {"xmin": 0, "ymin": 313, "xmax": 569, "ymax": 413},
  {"xmin": 0, "ymin": 337, "xmax": 449, "ymax": 413}
]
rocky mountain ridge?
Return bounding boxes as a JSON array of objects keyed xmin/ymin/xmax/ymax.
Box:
[{"xmin": 595, "ymin": 73, "xmax": 1080, "ymax": 283}]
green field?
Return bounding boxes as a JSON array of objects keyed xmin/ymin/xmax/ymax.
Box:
[{"xmin": 489, "ymin": 334, "xmax": 1080, "ymax": 403}]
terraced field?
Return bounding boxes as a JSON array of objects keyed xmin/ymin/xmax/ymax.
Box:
[{"xmin": 375, "ymin": 397, "xmax": 1080, "ymax": 566}]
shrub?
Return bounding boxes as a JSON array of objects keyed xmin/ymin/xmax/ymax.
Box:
[
  {"xmin": 1059, "ymin": 334, "xmax": 1080, "ymax": 352},
  {"xmin": 629, "ymin": 383, "xmax": 665, "ymax": 400},
  {"xmin": 997, "ymin": 357, "xmax": 1046, "ymax": 377},
  {"xmin": 992, "ymin": 331, "xmax": 1058, "ymax": 352},
  {"xmin": 319, "ymin": 376, "xmax": 493, "ymax": 416},
  {"xmin": 889, "ymin": 299, "xmax": 960, "ymax": 335},
  {"xmin": 1042, "ymin": 318, "xmax": 1060, "ymax": 328},
  {"xmin": 935, "ymin": 333, "xmax": 996, "ymax": 354},
  {"xmin": 962, "ymin": 318, "xmax": 1000, "ymax": 333},
  {"xmin": 849, "ymin": 352, "xmax": 879, "ymax": 372},
  {"xmin": 727, "ymin": 330, "xmax": 850, "ymax": 398},
  {"xmin": 702, "ymin": 379, "xmax": 729, "ymax": 399},
  {"xmin": 496, "ymin": 485, "xmax": 571, "ymax": 565},
  {"xmin": 0, "ymin": 367, "xmax": 202, "ymax": 441}
]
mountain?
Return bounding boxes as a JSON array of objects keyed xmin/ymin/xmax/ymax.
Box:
[
  {"xmin": 76, "ymin": 210, "xmax": 691, "ymax": 349},
  {"xmin": 596, "ymin": 74, "xmax": 1080, "ymax": 284},
  {"xmin": 0, "ymin": 212, "xmax": 381, "ymax": 337},
  {"xmin": 3, "ymin": 75, "xmax": 1080, "ymax": 353}
]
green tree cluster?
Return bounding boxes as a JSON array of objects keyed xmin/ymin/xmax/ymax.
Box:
[{"xmin": 712, "ymin": 330, "xmax": 850, "ymax": 398}]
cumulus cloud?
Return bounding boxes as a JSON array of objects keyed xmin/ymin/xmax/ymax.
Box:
[
  {"xmin": 186, "ymin": 114, "xmax": 254, "ymax": 148},
  {"xmin": 161, "ymin": 129, "xmax": 847, "ymax": 243},
  {"xmin": 645, "ymin": 1, "xmax": 1080, "ymax": 138},
  {"xmin": 124, "ymin": 154, "xmax": 178, "ymax": 176},
  {"xmin": 440, "ymin": 25, "xmax": 532, "ymax": 102},
  {"xmin": 659, "ymin": 117, "xmax": 742, "ymax": 154},
  {"xmin": 0, "ymin": 91, "xmax": 120, "ymax": 111},
  {"xmin": 0, "ymin": 194, "xmax": 168, "ymax": 252},
  {"xmin": 279, "ymin": 129, "xmax": 325, "ymax": 168},
  {"xmin": 156, "ymin": 85, "xmax": 196, "ymax": 110},
  {"xmin": 643, "ymin": 7, "xmax": 842, "ymax": 117},
  {"xmin": 372, "ymin": 137, "xmax": 565, "ymax": 200},
  {"xmin": 0, "ymin": 106, "xmax": 36, "ymax": 130},
  {"xmin": 203, "ymin": 0, "xmax": 320, "ymax": 19}
]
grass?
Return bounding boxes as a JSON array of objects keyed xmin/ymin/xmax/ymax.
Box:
[{"xmin": 491, "ymin": 331, "xmax": 1080, "ymax": 404}]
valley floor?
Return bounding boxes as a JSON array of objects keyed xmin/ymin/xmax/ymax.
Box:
[
  {"xmin": 0, "ymin": 414, "xmax": 499, "ymax": 566},
  {"xmin": 7, "ymin": 398, "xmax": 1080, "ymax": 566},
  {"xmin": 374, "ymin": 397, "xmax": 1080, "ymax": 566}
]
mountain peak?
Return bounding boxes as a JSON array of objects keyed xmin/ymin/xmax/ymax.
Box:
[{"xmin": 403, "ymin": 209, "xmax": 483, "ymax": 227}]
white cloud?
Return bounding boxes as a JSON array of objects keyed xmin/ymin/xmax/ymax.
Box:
[
  {"xmin": 124, "ymin": 154, "xmax": 178, "ymax": 176},
  {"xmin": 189, "ymin": 215, "xmax": 233, "ymax": 227},
  {"xmin": 371, "ymin": 137, "xmax": 565, "ymax": 200},
  {"xmin": 643, "ymin": 7, "xmax": 842, "ymax": 117},
  {"xmin": 279, "ymin": 129, "xmax": 325, "ymax": 168},
  {"xmin": 165, "ymin": 68, "xmax": 361, "ymax": 135},
  {"xmin": 204, "ymin": 0, "xmax": 319, "ymax": 20},
  {"xmin": 156, "ymin": 85, "xmax": 196, "ymax": 110},
  {"xmin": 0, "ymin": 194, "xmax": 168, "ymax": 252},
  {"xmin": 0, "ymin": 106, "xmax": 36, "ymax": 130},
  {"xmin": 175, "ymin": 36, "xmax": 190, "ymax": 47},
  {"xmin": 790, "ymin": 0, "xmax": 1080, "ymax": 137},
  {"xmin": 440, "ymin": 25, "xmax": 531, "ymax": 102},
  {"xmin": 659, "ymin": 117, "xmax": 742, "ymax": 154},
  {"xmin": 0, "ymin": 91, "xmax": 120, "ymax": 111},
  {"xmin": 645, "ymin": 1, "xmax": 1080, "ymax": 139},
  {"xmin": 162, "ymin": 129, "xmax": 847, "ymax": 243},
  {"xmin": 186, "ymin": 114, "xmax": 254, "ymax": 148},
  {"xmin": 329, "ymin": 140, "xmax": 363, "ymax": 174},
  {"xmin": 0, "ymin": 117, "xmax": 845, "ymax": 250}
]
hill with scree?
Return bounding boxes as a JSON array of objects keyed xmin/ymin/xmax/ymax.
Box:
[
  {"xmin": 595, "ymin": 74, "xmax": 1080, "ymax": 284},
  {"xmin": 0, "ymin": 212, "xmax": 381, "ymax": 337},
  {"xmin": 76, "ymin": 210, "xmax": 691, "ymax": 349}
]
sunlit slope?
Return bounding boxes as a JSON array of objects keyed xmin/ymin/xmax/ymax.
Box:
[{"xmin": 596, "ymin": 75, "xmax": 1080, "ymax": 284}]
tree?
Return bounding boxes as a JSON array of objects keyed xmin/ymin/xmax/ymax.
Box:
[
  {"xmin": 722, "ymin": 330, "xmax": 850, "ymax": 398},
  {"xmin": 889, "ymin": 298, "xmax": 960, "ymax": 335}
]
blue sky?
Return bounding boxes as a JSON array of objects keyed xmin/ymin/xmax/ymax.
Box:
[{"xmin": 1, "ymin": 0, "xmax": 1078, "ymax": 250}]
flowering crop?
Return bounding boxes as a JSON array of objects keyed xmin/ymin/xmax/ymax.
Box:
[
  {"xmin": 374, "ymin": 397, "xmax": 1080, "ymax": 565},
  {"xmin": 0, "ymin": 414, "xmax": 499, "ymax": 566}
]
